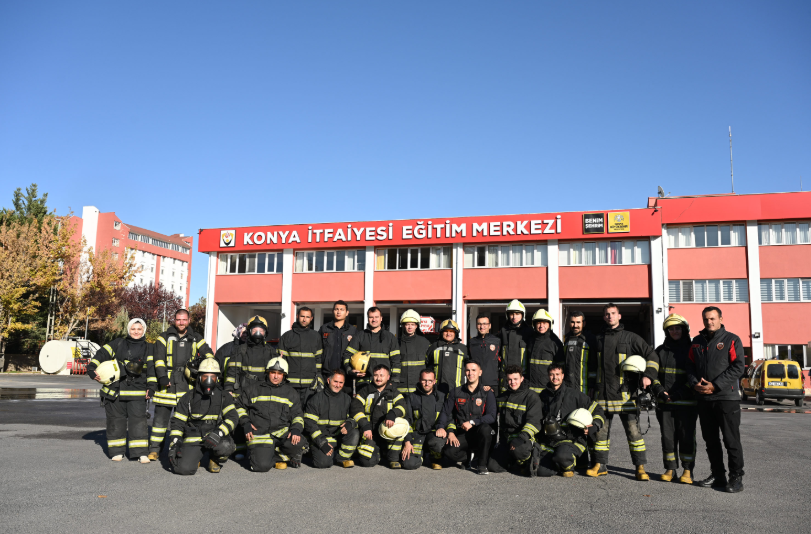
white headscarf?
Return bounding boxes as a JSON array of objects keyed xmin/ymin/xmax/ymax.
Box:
[{"xmin": 127, "ymin": 318, "xmax": 147, "ymax": 339}]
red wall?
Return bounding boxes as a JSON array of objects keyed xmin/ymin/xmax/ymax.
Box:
[
  {"xmin": 762, "ymin": 303, "xmax": 811, "ymax": 345},
  {"xmin": 559, "ymin": 265, "xmax": 651, "ymax": 299},
  {"xmin": 464, "ymin": 267, "xmax": 547, "ymax": 300},
  {"xmin": 292, "ymin": 272, "xmax": 364, "ymax": 302},
  {"xmin": 759, "ymin": 246, "xmax": 811, "ymax": 278},
  {"xmin": 668, "ymin": 247, "xmax": 748, "ymax": 280},
  {"xmin": 658, "ymin": 192, "xmax": 811, "ymax": 224},
  {"xmin": 374, "ymin": 270, "xmax": 452, "ymax": 301},
  {"xmin": 667, "ymin": 303, "xmax": 751, "ymax": 347},
  {"xmin": 215, "ymin": 274, "xmax": 283, "ymax": 303}
]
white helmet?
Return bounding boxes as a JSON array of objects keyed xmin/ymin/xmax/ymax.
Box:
[
  {"xmin": 267, "ymin": 357, "xmax": 289, "ymax": 375},
  {"xmin": 567, "ymin": 408, "xmax": 594, "ymax": 429},
  {"xmin": 621, "ymin": 355, "xmax": 647, "ymax": 374},
  {"xmin": 198, "ymin": 358, "xmax": 221, "ymax": 375},
  {"xmin": 506, "ymin": 299, "xmax": 526, "ymax": 316},
  {"xmin": 379, "ymin": 417, "xmax": 410, "ymax": 440},
  {"xmin": 95, "ymin": 360, "xmax": 121, "ymax": 385},
  {"xmin": 400, "ymin": 309, "xmax": 421, "ymax": 324},
  {"xmin": 531, "ymin": 309, "xmax": 554, "ymax": 325}
]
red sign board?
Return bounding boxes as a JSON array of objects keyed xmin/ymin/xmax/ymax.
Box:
[{"xmin": 420, "ymin": 316, "xmax": 436, "ymax": 334}]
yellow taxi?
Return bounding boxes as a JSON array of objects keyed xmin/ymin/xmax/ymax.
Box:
[{"xmin": 741, "ymin": 360, "xmax": 805, "ymax": 407}]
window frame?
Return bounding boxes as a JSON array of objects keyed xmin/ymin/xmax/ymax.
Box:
[
  {"xmin": 666, "ymin": 224, "xmax": 746, "ymax": 249},
  {"xmin": 760, "ymin": 278, "xmax": 811, "ymax": 302},
  {"xmin": 464, "ymin": 243, "xmax": 548, "ymax": 269},
  {"xmin": 294, "ymin": 249, "xmax": 366, "ymax": 274},
  {"xmin": 668, "ymin": 279, "xmax": 749, "ymax": 303},
  {"xmin": 757, "ymin": 221, "xmax": 811, "ymax": 246},
  {"xmin": 559, "ymin": 240, "xmax": 650, "ymax": 266},
  {"xmin": 376, "ymin": 246, "xmax": 451, "ymax": 271},
  {"xmin": 219, "ymin": 252, "xmax": 286, "ymax": 275}
]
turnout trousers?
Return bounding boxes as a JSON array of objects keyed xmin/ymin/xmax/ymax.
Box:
[
  {"xmin": 149, "ymin": 405, "xmax": 173, "ymax": 454},
  {"xmin": 591, "ymin": 412, "xmax": 647, "ymax": 466},
  {"xmin": 402, "ymin": 433, "xmax": 446, "ymax": 470},
  {"xmin": 536, "ymin": 441, "xmax": 586, "ymax": 477},
  {"xmin": 310, "ymin": 428, "xmax": 361, "ymax": 468},
  {"xmin": 170, "ymin": 436, "xmax": 236, "ymax": 475},
  {"xmin": 656, "ymin": 408, "xmax": 698, "ymax": 470},
  {"xmin": 697, "ymin": 400, "xmax": 744, "ymax": 477},
  {"xmin": 487, "ymin": 434, "xmax": 534, "ymax": 473},
  {"xmin": 355, "ymin": 431, "xmax": 405, "ymax": 467},
  {"xmin": 246, "ymin": 432, "xmax": 308, "ymax": 473},
  {"xmin": 443, "ymin": 424, "xmax": 495, "ymax": 468},
  {"xmin": 104, "ymin": 397, "xmax": 148, "ymax": 458}
]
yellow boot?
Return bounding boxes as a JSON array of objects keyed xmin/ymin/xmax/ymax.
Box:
[
  {"xmin": 147, "ymin": 452, "xmax": 159, "ymax": 461},
  {"xmin": 636, "ymin": 465, "xmax": 650, "ymax": 481},
  {"xmin": 679, "ymin": 469, "xmax": 693, "ymax": 484},
  {"xmin": 660, "ymin": 469, "xmax": 675, "ymax": 482},
  {"xmin": 431, "ymin": 463, "xmax": 442, "ymax": 470},
  {"xmin": 586, "ymin": 463, "xmax": 607, "ymax": 477},
  {"xmin": 561, "ymin": 470, "xmax": 575, "ymax": 478},
  {"xmin": 341, "ymin": 460, "xmax": 354, "ymax": 468},
  {"xmin": 275, "ymin": 462, "xmax": 287, "ymax": 470},
  {"xmin": 208, "ymin": 460, "xmax": 221, "ymax": 473}
]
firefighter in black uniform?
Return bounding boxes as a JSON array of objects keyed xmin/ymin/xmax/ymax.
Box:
[
  {"xmin": 402, "ymin": 368, "xmax": 446, "ymax": 470},
  {"xmin": 526, "ymin": 309, "xmax": 564, "ymax": 394},
  {"xmin": 536, "ymin": 363, "xmax": 605, "ymax": 477},
  {"xmin": 649, "ymin": 314, "xmax": 698, "ymax": 484},
  {"xmin": 168, "ymin": 359, "xmax": 239, "ymax": 475},
  {"xmin": 236, "ymin": 357, "xmax": 307, "ymax": 471},
  {"xmin": 148, "ymin": 309, "xmax": 214, "ymax": 460},
  {"xmin": 87, "ymin": 318, "xmax": 151, "ymax": 463},
  {"xmin": 350, "ymin": 364, "xmax": 408, "ymax": 468},
  {"xmin": 499, "ymin": 300, "xmax": 533, "ymax": 392},
  {"xmin": 687, "ymin": 306, "xmax": 745, "ymax": 493},
  {"xmin": 468, "ymin": 314, "xmax": 501, "ymax": 391},
  {"xmin": 344, "ymin": 307, "xmax": 400, "ymax": 391},
  {"xmin": 436, "ymin": 360, "xmax": 497, "ymax": 475},
  {"xmin": 587, "ymin": 303, "xmax": 655, "ymax": 481},
  {"xmin": 278, "ymin": 307, "xmax": 323, "ymax": 408},
  {"xmin": 304, "ymin": 369, "xmax": 359, "ymax": 468},
  {"xmin": 215, "ymin": 323, "xmax": 246, "ymax": 389},
  {"xmin": 426, "ymin": 319, "xmax": 468, "ymax": 396},
  {"xmin": 319, "ymin": 301, "xmax": 359, "ymax": 394},
  {"xmin": 488, "ymin": 365, "xmax": 543, "ymax": 474},
  {"xmin": 397, "ymin": 309, "xmax": 431, "ymax": 395},
  {"xmin": 563, "ymin": 311, "xmax": 596, "ymax": 394}
]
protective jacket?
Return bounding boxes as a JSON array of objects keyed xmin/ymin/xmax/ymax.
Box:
[
  {"xmin": 499, "ymin": 321, "xmax": 533, "ymax": 388},
  {"xmin": 88, "ymin": 336, "xmax": 150, "ymax": 401},
  {"xmin": 397, "ymin": 331, "xmax": 431, "ymax": 394},
  {"xmin": 468, "ymin": 333, "xmax": 501, "ymax": 388},
  {"xmin": 350, "ymin": 382, "xmax": 407, "ymax": 434},
  {"xmin": 215, "ymin": 338, "xmax": 244, "ymax": 388},
  {"xmin": 236, "ymin": 377, "xmax": 305, "ymax": 439},
  {"xmin": 304, "ymin": 387, "xmax": 354, "ymax": 449},
  {"xmin": 426, "ymin": 338, "xmax": 468, "ymax": 396},
  {"xmin": 152, "ymin": 327, "xmax": 213, "ymax": 408},
  {"xmin": 526, "ymin": 330, "xmax": 564, "ymax": 393},
  {"xmin": 226, "ymin": 340, "xmax": 276, "ymax": 392},
  {"xmin": 344, "ymin": 326, "xmax": 401, "ymax": 387},
  {"xmin": 496, "ymin": 382, "xmax": 542, "ymax": 441},
  {"xmin": 539, "ymin": 382, "xmax": 605, "ymax": 448},
  {"xmin": 278, "ymin": 322, "xmax": 323, "ymax": 389},
  {"xmin": 686, "ymin": 326, "xmax": 745, "ymax": 402},
  {"xmin": 169, "ymin": 383, "xmax": 239, "ymax": 445},
  {"xmin": 593, "ymin": 323, "xmax": 654, "ymax": 413},
  {"xmin": 650, "ymin": 335, "xmax": 696, "ymax": 410},
  {"xmin": 319, "ymin": 321, "xmax": 359, "ymax": 378},
  {"xmin": 437, "ymin": 383, "xmax": 497, "ymax": 433},
  {"xmin": 563, "ymin": 331, "xmax": 596, "ymax": 393},
  {"xmin": 405, "ymin": 386, "xmax": 444, "ymax": 442}
]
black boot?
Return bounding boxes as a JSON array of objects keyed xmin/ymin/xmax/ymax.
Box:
[
  {"xmin": 696, "ymin": 473, "xmax": 728, "ymax": 488},
  {"xmin": 725, "ymin": 474, "xmax": 744, "ymax": 493}
]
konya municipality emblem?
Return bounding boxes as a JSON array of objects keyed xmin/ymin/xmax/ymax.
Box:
[{"xmin": 220, "ymin": 230, "xmax": 235, "ymax": 247}]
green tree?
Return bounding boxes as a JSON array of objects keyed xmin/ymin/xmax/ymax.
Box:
[{"xmin": 1, "ymin": 184, "xmax": 49, "ymax": 226}]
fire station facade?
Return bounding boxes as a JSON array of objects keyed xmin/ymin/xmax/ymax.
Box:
[{"xmin": 199, "ymin": 191, "xmax": 811, "ymax": 372}]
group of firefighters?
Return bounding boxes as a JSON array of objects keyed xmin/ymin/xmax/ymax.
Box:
[{"xmin": 86, "ymin": 298, "xmax": 746, "ymax": 493}]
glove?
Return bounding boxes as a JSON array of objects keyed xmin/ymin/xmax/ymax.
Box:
[
  {"xmin": 87, "ymin": 369, "xmax": 97, "ymax": 380},
  {"xmin": 242, "ymin": 422, "xmax": 255, "ymax": 436},
  {"xmin": 587, "ymin": 424, "xmax": 600, "ymax": 438},
  {"xmin": 203, "ymin": 430, "xmax": 223, "ymax": 449},
  {"xmin": 320, "ymin": 442, "xmax": 333, "ymax": 454},
  {"xmin": 343, "ymin": 418, "xmax": 357, "ymax": 431},
  {"xmin": 146, "ymin": 388, "xmax": 155, "ymax": 398},
  {"xmin": 289, "ymin": 428, "xmax": 301, "ymax": 439},
  {"xmin": 158, "ymin": 377, "xmax": 170, "ymax": 390}
]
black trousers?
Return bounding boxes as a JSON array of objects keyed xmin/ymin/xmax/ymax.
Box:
[
  {"xmin": 355, "ymin": 431, "xmax": 404, "ymax": 467},
  {"xmin": 656, "ymin": 408, "xmax": 698, "ymax": 470},
  {"xmin": 104, "ymin": 398, "xmax": 148, "ymax": 458},
  {"xmin": 591, "ymin": 412, "xmax": 647, "ymax": 466},
  {"xmin": 487, "ymin": 434, "xmax": 534, "ymax": 473},
  {"xmin": 536, "ymin": 442, "xmax": 584, "ymax": 477},
  {"xmin": 310, "ymin": 427, "xmax": 360, "ymax": 468},
  {"xmin": 443, "ymin": 424, "xmax": 495, "ymax": 467},
  {"xmin": 149, "ymin": 405, "xmax": 173, "ymax": 453},
  {"xmin": 171, "ymin": 436, "xmax": 236, "ymax": 475},
  {"xmin": 697, "ymin": 400, "xmax": 744, "ymax": 477},
  {"xmin": 402, "ymin": 433, "xmax": 446, "ymax": 470},
  {"xmin": 247, "ymin": 433, "xmax": 308, "ymax": 473}
]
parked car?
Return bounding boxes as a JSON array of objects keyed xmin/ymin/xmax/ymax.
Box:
[{"xmin": 741, "ymin": 359, "xmax": 804, "ymax": 406}]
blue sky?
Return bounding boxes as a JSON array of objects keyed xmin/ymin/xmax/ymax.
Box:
[{"xmin": 1, "ymin": 1, "xmax": 809, "ymax": 303}]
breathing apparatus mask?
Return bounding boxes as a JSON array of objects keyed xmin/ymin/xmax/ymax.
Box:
[
  {"xmin": 543, "ymin": 412, "xmax": 567, "ymax": 443},
  {"xmin": 199, "ymin": 374, "xmax": 218, "ymax": 395}
]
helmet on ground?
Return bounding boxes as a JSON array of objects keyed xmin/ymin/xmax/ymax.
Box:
[
  {"xmin": 197, "ymin": 358, "xmax": 221, "ymax": 375},
  {"xmin": 662, "ymin": 314, "xmax": 689, "ymax": 332},
  {"xmin": 620, "ymin": 355, "xmax": 647, "ymax": 374},
  {"xmin": 350, "ymin": 351, "xmax": 371, "ymax": 373},
  {"xmin": 567, "ymin": 408, "xmax": 594, "ymax": 429},
  {"xmin": 400, "ymin": 309, "xmax": 421, "ymax": 324},
  {"xmin": 439, "ymin": 319, "xmax": 460, "ymax": 335},
  {"xmin": 95, "ymin": 360, "xmax": 121, "ymax": 385},
  {"xmin": 379, "ymin": 417, "xmax": 410, "ymax": 440},
  {"xmin": 531, "ymin": 309, "xmax": 554, "ymax": 325},
  {"xmin": 266, "ymin": 357, "xmax": 288, "ymax": 375},
  {"xmin": 506, "ymin": 299, "xmax": 526, "ymax": 316}
]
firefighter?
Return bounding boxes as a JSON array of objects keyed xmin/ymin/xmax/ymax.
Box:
[
  {"xmin": 349, "ymin": 364, "xmax": 408, "ymax": 468},
  {"xmin": 526, "ymin": 309, "xmax": 564, "ymax": 394},
  {"xmin": 402, "ymin": 368, "xmax": 446, "ymax": 470},
  {"xmin": 168, "ymin": 359, "xmax": 238, "ymax": 475},
  {"xmin": 587, "ymin": 303, "xmax": 656, "ymax": 481},
  {"xmin": 499, "ymin": 299, "xmax": 533, "ymax": 392},
  {"xmin": 319, "ymin": 301, "xmax": 359, "ymax": 393},
  {"xmin": 563, "ymin": 310, "xmax": 596, "ymax": 395},
  {"xmin": 687, "ymin": 306, "xmax": 745, "ymax": 493},
  {"xmin": 649, "ymin": 314, "xmax": 697, "ymax": 484},
  {"xmin": 304, "ymin": 369, "xmax": 359, "ymax": 469},
  {"xmin": 236, "ymin": 357, "xmax": 307, "ymax": 471},
  {"xmin": 214, "ymin": 323, "xmax": 247, "ymax": 387},
  {"xmin": 87, "ymin": 318, "xmax": 151, "ymax": 463},
  {"xmin": 278, "ymin": 307, "xmax": 323, "ymax": 408},
  {"xmin": 397, "ymin": 309, "xmax": 431, "ymax": 395},
  {"xmin": 536, "ymin": 363, "xmax": 605, "ymax": 477},
  {"xmin": 468, "ymin": 314, "xmax": 501, "ymax": 391},
  {"xmin": 148, "ymin": 309, "xmax": 214, "ymax": 460},
  {"xmin": 344, "ymin": 307, "xmax": 400, "ymax": 390},
  {"xmin": 436, "ymin": 360, "xmax": 497, "ymax": 475},
  {"xmin": 426, "ymin": 319, "xmax": 468, "ymax": 396},
  {"xmin": 487, "ymin": 365, "xmax": 543, "ymax": 474}
]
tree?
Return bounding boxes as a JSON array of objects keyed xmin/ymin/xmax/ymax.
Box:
[
  {"xmin": 188, "ymin": 297, "xmax": 207, "ymax": 336},
  {"xmin": 119, "ymin": 283, "xmax": 183, "ymax": 325},
  {"xmin": 0, "ymin": 183, "xmax": 49, "ymax": 226}
]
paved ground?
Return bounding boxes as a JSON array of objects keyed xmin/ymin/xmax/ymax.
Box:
[{"xmin": 1, "ymin": 375, "xmax": 809, "ymax": 534}]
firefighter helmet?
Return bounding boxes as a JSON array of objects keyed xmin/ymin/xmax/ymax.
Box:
[
  {"xmin": 197, "ymin": 358, "xmax": 221, "ymax": 375},
  {"xmin": 379, "ymin": 417, "xmax": 410, "ymax": 440},
  {"xmin": 350, "ymin": 351, "xmax": 372, "ymax": 373},
  {"xmin": 567, "ymin": 408, "xmax": 594, "ymax": 429},
  {"xmin": 506, "ymin": 299, "xmax": 526, "ymax": 316},
  {"xmin": 531, "ymin": 309, "xmax": 554, "ymax": 325},
  {"xmin": 266, "ymin": 357, "xmax": 288, "ymax": 375},
  {"xmin": 620, "ymin": 355, "xmax": 647, "ymax": 374},
  {"xmin": 662, "ymin": 314, "xmax": 689, "ymax": 332},
  {"xmin": 439, "ymin": 319, "xmax": 460, "ymax": 334},
  {"xmin": 95, "ymin": 360, "xmax": 121, "ymax": 385},
  {"xmin": 400, "ymin": 309, "xmax": 421, "ymax": 324}
]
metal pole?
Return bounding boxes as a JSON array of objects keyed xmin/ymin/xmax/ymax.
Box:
[
  {"xmin": 84, "ymin": 311, "xmax": 89, "ymax": 339},
  {"xmin": 729, "ymin": 126, "xmax": 735, "ymax": 193}
]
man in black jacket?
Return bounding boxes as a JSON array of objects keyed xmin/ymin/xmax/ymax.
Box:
[
  {"xmin": 214, "ymin": 323, "xmax": 247, "ymax": 390},
  {"xmin": 499, "ymin": 299, "xmax": 533, "ymax": 392},
  {"xmin": 488, "ymin": 365, "xmax": 543, "ymax": 474},
  {"xmin": 319, "ymin": 301, "xmax": 359, "ymax": 394},
  {"xmin": 436, "ymin": 360, "xmax": 497, "ymax": 475},
  {"xmin": 426, "ymin": 319, "xmax": 468, "ymax": 396},
  {"xmin": 687, "ymin": 306, "xmax": 745, "ymax": 493},
  {"xmin": 402, "ymin": 369, "xmax": 446, "ymax": 470},
  {"xmin": 397, "ymin": 309, "xmax": 431, "ymax": 395},
  {"xmin": 563, "ymin": 311, "xmax": 596, "ymax": 394},
  {"xmin": 279, "ymin": 307, "xmax": 323, "ymax": 408},
  {"xmin": 526, "ymin": 309, "xmax": 564, "ymax": 393},
  {"xmin": 304, "ymin": 369, "xmax": 358, "ymax": 468},
  {"xmin": 468, "ymin": 314, "xmax": 501, "ymax": 390},
  {"xmin": 345, "ymin": 307, "xmax": 400, "ymax": 390}
]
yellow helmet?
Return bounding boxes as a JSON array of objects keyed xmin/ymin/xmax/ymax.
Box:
[
  {"xmin": 400, "ymin": 309, "xmax": 421, "ymax": 324},
  {"xmin": 266, "ymin": 357, "xmax": 288, "ymax": 374},
  {"xmin": 379, "ymin": 417, "xmax": 410, "ymax": 440},
  {"xmin": 531, "ymin": 309, "xmax": 554, "ymax": 325},
  {"xmin": 248, "ymin": 315, "xmax": 268, "ymax": 329},
  {"xmin": 350, "ymin": 351, "xmax": 372, "ymax": 373},
  {"xmin": 95, "ymin": 360, "xmax": 121, "ymax": 385},
  {"xmin": 439, "ymin": 319, "xmax": 460, "ymax": 335},
  {"xmin": 663, "ymin": 314, "xmax": 689, "ymax": 332}
]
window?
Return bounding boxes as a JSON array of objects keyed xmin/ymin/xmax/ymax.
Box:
[
  {"xmin": 766, "ymin": 364, "xmax": 785, "ymax": 380},
  {"xmin": 377, "ymin": 247, "xmax": 450, "ymax": 270},
  {"xmin": 560, "ymin": 240, "xmax": 649, "ymax": 266},
  {"xmin": 112, "ymin": 238, "xmax": 120, "ymax": 247},
  {"xmin": 761, "ymin": 279, "xmax": 811, "ymax": 302},
  {"xmin": 759, "ymin": 221, "xmax": 811, "ymax": 246},
  {"xmin": 220, "ymin": 252, "xmax": 284, "ymax": 274},
  {"xmin": 295, "ymin": 249, "xmax": 365, "ymax": 273},
  {"xmin": 128, "ymin": 232, "xmax": 191, "ymax": 254},
  {"xmin": 666, "ymin": 225, "xmax": 746, "ymax": 248},
  {"xmin": 114, "ymin": 221, "xmax": 121, "ymax": 230},
  {"xmin": 464, "ymin": 243, "xmax": 547, "ymax": 268},
  {"xmin": 669, "ymin": 279, "xmax": 748, "ymax": 303},
  {"xmin": 112, "ymin": 252, "xmax": 119, "ymax": 260}
]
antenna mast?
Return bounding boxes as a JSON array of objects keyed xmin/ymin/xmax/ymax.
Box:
[{"xmin": 729, "ymin": 126, "xmax": 735, "ymax": 193}]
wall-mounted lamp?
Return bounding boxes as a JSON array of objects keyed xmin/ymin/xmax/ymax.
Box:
[
  {"xmin": 753, "ymin": 332, "xmax": 761, "ymax": 339},
  {"xmin": 656, "ymin": 308, "xmax": 662, "ymax": 313}
]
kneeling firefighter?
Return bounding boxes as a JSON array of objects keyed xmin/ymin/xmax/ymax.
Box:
[
  {"xmin": 303, "ymin": 369, "xmax": 360, "ymax": 469},
  {"xmin": 168, "ymin": 359, "xmax": 239, "ymax": 474},
  {"xmin": 488, "ymin": 364, "xmax": 543, "ymax": 474}
]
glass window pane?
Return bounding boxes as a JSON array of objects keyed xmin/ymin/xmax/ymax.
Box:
[
  {"xmin": 668, "ymin": 280, "xmax": 680, "ymax": 302},
  {"xmin": 787, "ymin": 279, "xmax": 800, "ymax": 301},
  {"xmin": 464, "ymin": 247, "xmax": 474, "ymax": 268},
  {"xmin": 784, "ymin": 223, "xmax": 797, "ymax": 245},
  {"xmin": 420, "ymin": 247, "xmax": 430, "ymax": 269},
  {"xmin": 758, "ymin": 224, "xmax": 770, "ymax": 245},
  {"xmin": 476, "ymin": 246, "xmax": 486, "ymax": 267},
  {"xmin": 513, "ymin": 245, "xmax": 524, "ymax": 266},
  {"xmin": 307, "ymin": 252, "xmax": 315, "ymax": 272},
  {"xmin": 771, "ymin": 224, "xmax": 783, "ymax": 244},
  {"xmin": 558, "ymin": 244, "xmax": 569, "ymax": 266},
  {"xmin": 345, "ymin": 250, "xmax": 354, "ymax": 271},
  {"xmin": 246, "ymin": 254, "xmax": 256, "ymax": 273},
  {"xmin": 623, "ymin": 241, "xmax": 634, "ymax": 264},
  {"xmin": 732, "ymin": 225, "xmax": 746, "ymax": 246},
  {"xmin": 705, "ymin": 226, "xmax": 719, "ymax": 246},
  {"xmin": 219, "ymin": 254, "xmax": 227, "ymax": 274},
  {"xmin": 802, "ymin": 279, "xmax": 811, "ymax": 301},
  {"xmin": 667, "ymin": 228, "xmax": 679, "ymax": 248},
  {"xmin": 336, "ymin": 251, "xmax": 346, "ymax": 271},
  {"xmin": 387, "ymin": 249, "xmax": 397, "ymax": 270},
  {"xmin": 774, "ymin": 279, "xmax": 786, "ymax": 301},
  {"xmin": 767, "ymin": 363, "xmax": 785, "ymax": 379},
  {"xmin": 257, "ymin": 253, "xmax": 266, "ymax": 274},
  {"xmin": 760, "ymin": 279, "xmax": 773, "ymax": 302},
  {"xmin": 720, "ymin": 226, "xmax": 731, "ymax": 246},
  {"xmin": 708, "ymin": 280, "xmax": 721, "ymax": 302},
  {"xmin": 694, "ymin": 280, "xmax": 706, "ymax": 302},
  {"xmin": 680, "ymin": 227, "xmax": 692, "ymax": 247},
  {"xmin": 598, "ymin": 242, "xmax": 608, "ymax": 264},
  {"xmin": 682, "ymin": 281, "xmax": 694, "ymax": 302},
  {"xmin": 228, "ymin": 254, "xmax": 237, "ymax": 274},
  {"xmin": 326, "ymin": 251, "xmax": 335, "ymax": 271},
  {"xmin": 430, "ymin": 248, "xmax": 440, "ymax": 269},
  {"xmin": 397, "ymin": 249, "xmax": 408, "ymax": 270},
  {"xmin": 501, "ymin": 246, "xmax": 511, "ymax": 267},
  {"xmin": 276, "ymin": 254, "xmax": 283, "ymax": 273},
  {"xmin": 489, "ymin": 246, "xmax": 499, "ymax": 267},
  {"xmin": 295, "ymin": 252, "xmax": 303, "ymax": 273},
  {"xmin": 610, "ymin": 242, "xmax": 622, "ymax": 265},
  {"xmin": 736, "ymin": 280, "xmax": 748, "ymax": 302},
  {"xmin": 570, "ymin": 243, "xmax": 581, "ymax": 265},
  {"xmin": 722, "ymin": 280, "xmax": 734, "ymax": 301},
  {"xmin": 315, "ymin": 251, "xmax": 325, "ymax": 272},
  {"xmin": 524, "ymin": 245, "xmax": 534, "ymax": 266},
  {"xmin": 536, "ymin": 244, "xmax": 547, "ymax": 267},
  {"xmin": 583, "ymin": 242, "xmax": 595, "ymax": 265},
  {"xmin": 799, "ymin": 223, "xmax": 810, "ymax": 244},
  {"xmin": 693, "ymin": 226, "xmax": 706, "ymax": 247},
  {"xmin": 237, "ymin": 254, "xmax": 247, "ymax": 274},
  {"xmin": 356, "ymin": 249, "xmax": 366, "ymax": 271},
  {"xmin": 442, "ymin": 247, "xmax": 451, "ymax": 268},
  {"xmin": 637, "ymin": 241, "xmax": 650, "ymax": 264}
]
